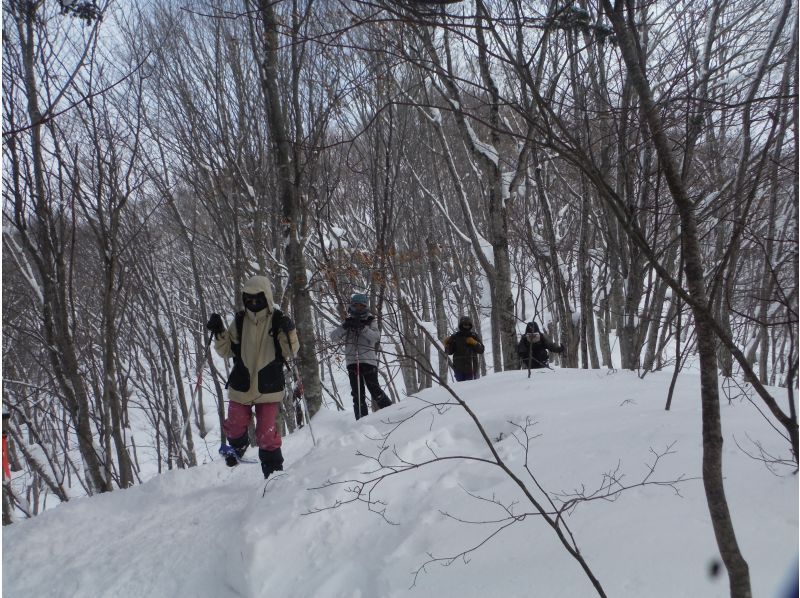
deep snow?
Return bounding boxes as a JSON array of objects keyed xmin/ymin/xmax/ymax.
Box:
[{"xmin": 2, "ymin": 369, "xmax": 798, "ymax": 598}]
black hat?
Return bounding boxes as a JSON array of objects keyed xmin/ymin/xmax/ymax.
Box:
[
  {"xmin": 458, "ymin": 316, "xmax": 473, "ymax": 330},
  {"xmin": 525, "ymin": 321, "xmax": 540, "ymax": 334}
]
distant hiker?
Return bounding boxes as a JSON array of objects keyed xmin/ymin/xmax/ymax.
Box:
[
  {"xmin": 206, "ymin": 274, "xmax": 299, "ymax": 479},
  {"xmin": 330, "ymin": 293, "xmax": 393, "ymax": 420},
  {"xmin": 518, "ymin": 321, "xmax": 564, "ymax": 370},
  {"xmin": 443, "ymin": 316, "xmax": 485, "ymax": 381}
]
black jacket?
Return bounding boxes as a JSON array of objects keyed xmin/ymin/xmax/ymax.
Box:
[
  {"xmin": 445, "ymin": 330, "xmax": 485, "ymax": 375},
  {"xmin": 518, "ymin": 331, "xmax": 562, "ymax": 369}
]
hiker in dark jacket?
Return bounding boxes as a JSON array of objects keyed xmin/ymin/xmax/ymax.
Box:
[
  {"xmin": 518, "ymin": 321, "xmax": 564, "ymax": 369},
  {"xmin": 444, "ymin": 316, "xmax": 485, "ymax": 381},
  {"xmin": 330, "ymin": 293, "xmax": 393, "ymax": 420}
]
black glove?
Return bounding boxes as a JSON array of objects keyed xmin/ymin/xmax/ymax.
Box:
[
  {"xmin": 558, "ymin": 344, "xmax": 565, "ymax": 353},
  {"xmin": 275, "ymin": 313, "xmax": 294, "ymax": 333},
  {"xmin": 343, "ymin": 317, "xmax": 363, "ymax": 331},
  {"xmin": 206, "ymin": 313, "xmax": 225, "ymax": 336}
]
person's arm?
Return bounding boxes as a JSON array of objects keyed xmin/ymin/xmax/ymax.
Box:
[
  {"xmin": 214, "ymin": 319, "xmax": 235, "ymax": 359},
  {"xmin": 330, "ymin": 321, "xmax": 347, "ymax": 343},
  {"xmin": 275, "ymin": 313, "xmax": 300, "ymax": 357},
  {"xmin": 443, "ymin": 335, "xmax": 455, "ymax": 355},
  {"xmin": 280, "ymin": 329, "xmax": 300, "ymax": 358},
  {"xmin": 466, "ymin": 334, "xmax": 485, "ymax": 354},
  {"xmin": 541, "ymin": 333, "xmax": 564, "ymax": 353},
  {"xmin": 359, "ymin": 318, "xmax": 381, "ymax": 344}
]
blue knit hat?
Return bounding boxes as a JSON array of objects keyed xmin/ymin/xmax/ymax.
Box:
[{"xmin": 350, "ymin": 293, "xmax": 368, "ymax": 306}]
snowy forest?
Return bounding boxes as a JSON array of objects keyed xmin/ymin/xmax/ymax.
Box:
[{"xmin": 2, "ymin": 0, "xmax": 797, "ymax": 595}]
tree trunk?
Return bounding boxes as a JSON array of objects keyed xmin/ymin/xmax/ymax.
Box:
[
  {"xmin": 603, "ymin": 2, "xmax": 751, "ymax": 594},
  {"xmin": 102, "ymin": 257, "xmax": 135, "ymax": 487},
  {"xmin": 255, "ymin": 0, "xmax": 323, "ymax": 416},
  {"xmin": 428, "ymin": 239, "xmax": 450, "ymax": 381},
  {"xmin": 641, "ymin": 245, "xmax": 678, "ymax": 373},
  {"xmin": 13, "ymin": 3, "xmax": 108, "ymax": 494}
]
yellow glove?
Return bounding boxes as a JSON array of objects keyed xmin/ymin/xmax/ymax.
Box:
[{"xmin": 466, "ymin": 337, "xmax": 478, "ymax": 347}]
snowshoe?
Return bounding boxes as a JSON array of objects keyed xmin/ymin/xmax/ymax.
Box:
[{"xmin": 219, "ymin": 444, "xmax": 249, "ymax": 466}]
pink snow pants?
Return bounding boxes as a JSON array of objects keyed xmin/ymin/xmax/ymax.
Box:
[{"xmin": 223, "ymin": 402, "xmax": 282, "ymax": 450}]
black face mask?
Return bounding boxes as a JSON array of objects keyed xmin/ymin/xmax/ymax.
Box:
[
  {"xmin": 242, "ymin": 292, "xmax": 268, "ymax": 313},
  {"xmin": 348, "ymin": 303, "xmax": 367, "ymax": 317}
]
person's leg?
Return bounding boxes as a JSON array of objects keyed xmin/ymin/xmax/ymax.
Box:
[
  {"xmin": 453, "ymin": 370, "xmax": 467, "ymax": 382},
  {"xmin": 254, "ymin": 402, "xmax": 283, "ymax": 478},
  {"xmin": 254, "ymin": 402, "xmax": 281, "ymax": 450},
  {"xmin": 222, "ymin": 401, "xmax": 253, "ymax": 465},
  {"xmin": 348, "ymin": 364, "xmax": 368, "ymax": 420},
  {"xmin": 361, "ymin": 363, "xmax": 392, "ymax": 409}
]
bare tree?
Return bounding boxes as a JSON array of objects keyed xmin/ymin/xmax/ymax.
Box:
[{"xmin": 3, "ymin": 0, "xmax": 109, "ymax": 494}]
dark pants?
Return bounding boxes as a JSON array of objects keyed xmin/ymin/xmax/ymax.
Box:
[
  {"xmin": 454, "ymin": 369, "xmax": 479, "ymax": 382},
  {"xmin": 347, "ymin": 363, "xmax": 392, "ymax": 420}
]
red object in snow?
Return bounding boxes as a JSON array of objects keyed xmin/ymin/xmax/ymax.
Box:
[{"xmin": 2, "ymin": 434, "xmax": 10, "ymax": 480}]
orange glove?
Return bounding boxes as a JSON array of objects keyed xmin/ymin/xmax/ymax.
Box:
[{"xmin": 466, "ymin": 337, "xmax": 478, "ymax": 347}]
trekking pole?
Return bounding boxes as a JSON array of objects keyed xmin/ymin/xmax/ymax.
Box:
[
  {"xmin": 287, "ymin": 357, "xmax": 316, "ymax": 446},
  {"xmin": 281, "ymin": 327, "xmax": 316, "ymax": 446},
  {"xmin": 527, "ymin": 337, "xmax": 533, "ymax": 379},
  {"xmin": 355, "ymin": 331, "xmax": 363, "ymax": 418},
  {"xmin": 468, "ymin": 334, "xmax": 474, "ymax": 381},
  {"xmin": 182, "ymin": 334, "xmax": 214, "ymax": 440}
]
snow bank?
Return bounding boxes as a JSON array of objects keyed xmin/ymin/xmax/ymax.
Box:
[{"xmin": 3, "ymin": 370, "xmax": 797, "ymax": 598}]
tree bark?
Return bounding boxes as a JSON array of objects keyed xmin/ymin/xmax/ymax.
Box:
[
  {"xmin": 13, "ymin": 1, "xmax": 108, "ymax": 494},
  {"xmin": 603, "ymin": 2, "xmax": 751, "ymax": 594},
  {"xmin": 255, "ymin": 0, "xmax": 323, "ymax": 415}
]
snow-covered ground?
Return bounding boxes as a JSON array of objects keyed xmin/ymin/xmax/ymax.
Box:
[{"xmin": 3, "ymin": 369, "xmax": 798, "ymax": 598}]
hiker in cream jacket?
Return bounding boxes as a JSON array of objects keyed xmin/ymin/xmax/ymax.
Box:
[{"xmin": 207, "ymin": 275, "xmax": 299, "ymax": 478}]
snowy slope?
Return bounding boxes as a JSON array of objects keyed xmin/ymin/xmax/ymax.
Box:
[{"xmin": 2, "ymin": 369, "xmax": 798, "ymax": 598}]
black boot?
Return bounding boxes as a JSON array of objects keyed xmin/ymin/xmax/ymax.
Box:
[
  {"xmin": 226, "ymin": 433, "xmax": 249, "ymax": 467},
  {"xmin": 374, "ymin": 393, "xmax": 393, "ymax": 410},
  {"xmin": 259, "ymin": 448, "xmax": 284, "ymax": 479}
]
